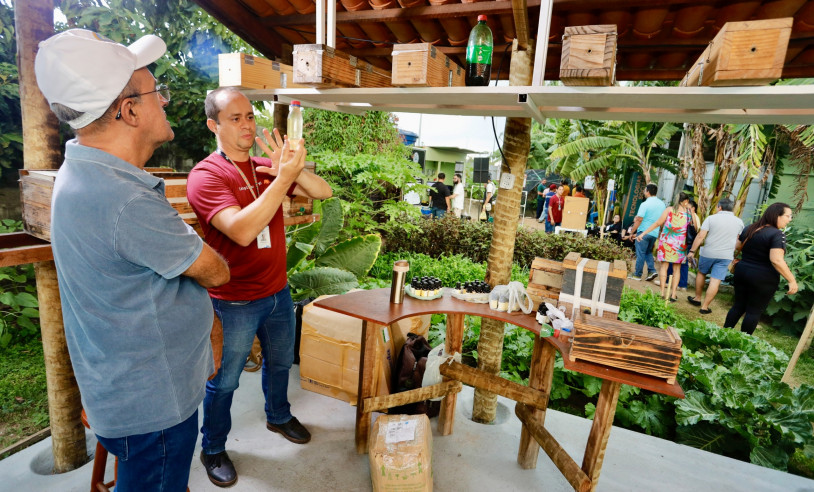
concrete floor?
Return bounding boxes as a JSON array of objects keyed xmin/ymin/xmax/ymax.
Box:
[{"xmin": 3, "ymin": 368, "xmax": 813, "ymax": 492}]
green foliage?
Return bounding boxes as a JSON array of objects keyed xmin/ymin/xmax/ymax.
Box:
[
  {"xmin": 315, "ymin": 235, "xmax": 382, "ymax": 279},
  {"xmin": 379, "ymin": 215, "xmax": 632, "ymax": 269},
  {"xmin": 766, "ymin": 226, "xmax": 814, "ymax": 335},
  {"xmin": 618, "ymin": 288, "xmax": 680, "ymax": 329},
  {"xmin": 0, "ymin": 220, "xmax": 39, "ymax": 349},
  {"xmin": 0, "ymin": 3, "xmax": 21, "ymax": 175},
  {"xmin": 0, "ymin": 338, "xmax": 49, "ymax": 451},
  {"xmin": 369, "ymin": 251, "xmax": 527, "ymax": 287},
  {"xmin": 288, "ymin": 267, "xmax": 359, "ymax": 300}
]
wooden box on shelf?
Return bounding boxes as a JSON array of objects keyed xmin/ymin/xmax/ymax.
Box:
[
  {"xmin": 559, "ymin": 24, "xmax": 617, "ymax": 86},
  {"xmin": 570, "ymin": 313, "xmax": 682, "ymax": 384},
  {"xmin": 218, "ymin": 53, "xmax": 306, "ymax": 90},
  {"xmin": 293, "ymin": 44, "xmax": 392, "ymax": 88},
  {"xmin": 19, "ymin": 170, "xmax": 58, "ymax": 242},
  {"xmin": 391, "ymin": 43, "xmax": 465, "ymax": 87},
  {"xmin": 680, "ymin": 18, "xmax": 792, "ymax": 87},
  {"xmin": 558, "ymin": 252, "xmax": 626, "ymax": 320},
  {"xmin": 526, "ymin": 257, "xmax": 564, "ymax": 311}
]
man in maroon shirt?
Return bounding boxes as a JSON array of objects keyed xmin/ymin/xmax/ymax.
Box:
[
  {"xmin": 187, "ymin": 87, "xmax": 331, "ymax": 487},
  {"xmin": 548, "ymin": 185, "xmax": 565, "ymax": 228}
]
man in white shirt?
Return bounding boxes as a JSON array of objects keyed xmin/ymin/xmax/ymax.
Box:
[
  {"xmin": 450, "ymin": 173, "xmax": 465, "ymax": 217},
  {"xmin": 484, "ymin": 177, "xmax": 496, "ymax": 221}
]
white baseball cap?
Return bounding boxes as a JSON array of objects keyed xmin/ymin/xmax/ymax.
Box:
[{"xmin": 35, "ymin": 29, "xmax": 166, "ymax": 129}]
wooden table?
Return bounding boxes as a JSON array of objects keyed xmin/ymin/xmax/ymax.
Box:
[{"xmin": 315, "ymin": 288, "xmax": 684, "ymax": 492}]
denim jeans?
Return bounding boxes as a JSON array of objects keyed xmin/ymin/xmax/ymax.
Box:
[
  {"xmin": 202, "ymin": 286, "xmax": 296, "ymax": 454},
  {"xmin": 430, "ymin": 207, "xmax": 446, "ymax": 218},
  {"xmin": 634, "ymin": 234, "xmax": 658, "ymax": 277},
  {"xmin": 96, "ymin": 409, "xmax": 198, "ymax": 492}
]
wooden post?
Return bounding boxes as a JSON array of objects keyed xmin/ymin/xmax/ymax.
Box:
[
  {"xmin": 582, "ymin": 379, "xmax": 622, "ymax": 491},
  {"xmin": 439, "ymin": 312, "xmax": 464, "ymax": 435},
  {"xmin": 782, "ymin": 304, "xmax": 814, "ymax": 384},
  {"xmin": 355, "ymin": 320, "xmax": 377, "ymax": 454},
  {"xmin": 517, "ymin": 338, "xmax": 555, "ymax": 468},
  {"xmin": 473, "ymin": 34, "xmax": 534, "ymax": 423},
  {"xmin": 15, "ymin": 0, "xmax": 87, "ymax": 472}
]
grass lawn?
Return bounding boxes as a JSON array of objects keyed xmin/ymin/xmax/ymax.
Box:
[{"xmin": 0, "ymin": 338, "xmax": 49, "ymax": 458}]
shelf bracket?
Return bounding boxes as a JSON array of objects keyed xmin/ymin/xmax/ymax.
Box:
[{"xmin": 519, "ymin": 93, "xmax": 546, "ymax": 125}]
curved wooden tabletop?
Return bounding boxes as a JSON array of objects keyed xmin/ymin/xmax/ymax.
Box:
[{"xmin": 314, "ymin": 288, "xmax": 684, "ymax": 399}]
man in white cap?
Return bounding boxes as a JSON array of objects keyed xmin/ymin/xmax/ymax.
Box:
[{"xmin": 35, "ymin": 29, "xmax": 229, "ymax": 490}]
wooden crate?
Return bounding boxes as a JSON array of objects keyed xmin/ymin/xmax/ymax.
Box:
[
  {"xmin": 293, "ymin": 44, "xmax": 392, "ymax": 88},
  {"xmin": 570, "ymin": 313, "xmax": 682, "ymax": 384},
  {"xmin": 559, "ymin": 252, "xmax": 626, "ymax": 320},
  {"xmin": 681, "ymin": 18, "xmax": 792, "ymax": 87},
  {"xmin": 526, "ymin": 257, "xmax": 564, "ymax": 311},
  {"xmin": 391, "ymin": 43, "xmax": 465, "ymax": 87},
  {"xmin": 559, "ymin": 24, "xmax": 617, "ymax": 86},
  {"xmin": 560, "ymin": 196, "xmax": 590, "ymax": 230},
  {"xmin": 19, "ymin": 170, "xmax": 57, "ymax": 242},
  {"xmin": 218, "ymin": 53, "xmax": 306, "ymax": 90}
]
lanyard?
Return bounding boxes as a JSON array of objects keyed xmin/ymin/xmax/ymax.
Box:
[{"xmin": 219, "ymin": 150, "xmax": 260, "ymax": 200}]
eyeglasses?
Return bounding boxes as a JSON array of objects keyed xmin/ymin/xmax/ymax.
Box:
[{"xmin": 115, "ymin": 84, "xmax": 170, "ymax": 119}]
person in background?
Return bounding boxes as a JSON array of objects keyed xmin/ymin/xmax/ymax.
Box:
[
  {"xmin": 536, "ymin": 177, "xmax": 548, "ymax": 222},
  {"xmin": 603, "ymin": 214, "xmax": 623, "ymax": 243},
  {"xmin": 548, "ymin": 185, "xmax": 565, "ymax": 229},
  {"xmin": 187, "ymin": 87, "xmax": 332, "ymax": 487},
  {"xmin": 543, "ymin": 183, "xmax": 557, "ymax": 232},
  {"xmin": 723, "ymin": 203, "xmax": 797, "ymax": 335},
  {"xmin": 687, "ymin": 197, "xmax": 744, "ymax": 314},
  {"xmin": 484, "ymin": 177, "xmax": 496, "ymax": 221},
  {"xmin": 637, "ymin": 192, "xmax": 693, "ymax": 301},
  {"xmin": 561, "ymin": 178, "xmax": 571, "ymax": 197},
  {"xmin": 629, "ymin": 183, "xmax": 666, "ymax": 281},
  {"xmin": 572, "ymin": 184, "xmax": 586, "ymax": 198},
  {"xmin": 36, "ymin": 29, "xmax": 230, "ymax": 490},
  {"xmin": 660, "ymin": 199, "xmax": 700, "ymax": 292},
  {"xmin": 429, "ymin": 172, "xmax": 451, "ymax": 218},
  {"xmin": 450, "ymin": 173, "xmax": 465, "ymax": 218}
]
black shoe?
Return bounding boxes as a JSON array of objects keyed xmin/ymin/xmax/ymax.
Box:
[
  {"xmin": 687, "ymin": 296, "xmax": 702, "ymax": 306},
  {"xmin": 645, "ymin": 272, "xmax": 658, "ymax": 281},
  {"xmin": 267, "ymin": 417, "xmax": 311, "ymax": 444},
  {"xmin": 201, "ymin": 451, "xmax": 237, "ymax": 488}
]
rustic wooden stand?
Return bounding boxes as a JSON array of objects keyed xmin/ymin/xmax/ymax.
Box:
[{"xmin": 315, "ymin": 288, "xmax": 684, "ymax": 492}]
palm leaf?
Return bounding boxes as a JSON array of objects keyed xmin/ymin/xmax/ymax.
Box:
[{"xmin": 549, "ymin": 136, "xmax": 623, "ymax": 160}]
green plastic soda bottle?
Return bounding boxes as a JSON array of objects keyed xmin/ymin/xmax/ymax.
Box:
[{"xmin": 465, "ymin": 15, "xmax": 493, "ymax": 86}]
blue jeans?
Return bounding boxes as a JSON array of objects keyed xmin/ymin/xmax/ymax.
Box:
[
  {"xmin": 666, "ymin": 261, "xmax": 689, "ymax": 288},
  {"xmin": 96, "ymin": 409, "xmax": 198, "ymax": 492},
  {"xmin": 634, "ymin": 234, "xmax": 658, "ymax": 277},
  {"xmin": 430, "ymin": 207, "xmax": 446, "ymax": 218},
  {"xmin": 202, "ymin": 286, "xmax": 296, "ymax": 454}
]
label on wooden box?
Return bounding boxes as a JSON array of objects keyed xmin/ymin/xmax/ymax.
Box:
[
  {"xmin": 570, "ymin": 313, "xmax": 682, "ymax": 384},
  {"xmin": 391, "ymin": 43, "xmax": 465, "ymax": 87},
  {"xmin": 293, "ymin": 44, "xmax": 391, "ymax": 88},
  {"xmin": 559, "ymin": 24, "xmax": 617, "ymax": 86}
]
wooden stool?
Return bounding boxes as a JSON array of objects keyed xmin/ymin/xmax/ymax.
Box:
[{"xmin": 81, "ymin": 409, "xmax": 116, "ymax": 492}]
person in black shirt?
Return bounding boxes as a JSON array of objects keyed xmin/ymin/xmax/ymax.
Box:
[
  {"xmin": 723, "ymin": 202, "xmax": 798, "ymax": 335},
  {"xmin": 429, "ymin": 173, "xmax": 451, "ymax": 219},
  {"xmin": 603, "ymin": 214, "xmax": 623, "ymax": 243}
]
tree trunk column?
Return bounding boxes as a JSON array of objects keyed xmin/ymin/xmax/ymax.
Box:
[
  {"xmin": 16, "ymin": 0, "xmax": 87, "ymax": 472},
  {"xmin": 472, "ymin": 39, "xmax": 534, "ymax": 423}
]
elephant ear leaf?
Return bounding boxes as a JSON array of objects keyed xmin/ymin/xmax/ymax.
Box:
[
  {"xmin": 288, "ymin": 267, "xmax": 359, "ymax": 299},
  {"xmin": 286, "ymin": 223, "xmax": 320, "ymax": 273},
  {"xmin": 314, "ymin": 234, "xmax": 381, "ymax": 279},
  {"xmin": 313, "ymin": 197, "xmax": 344, "ymax": 256}
]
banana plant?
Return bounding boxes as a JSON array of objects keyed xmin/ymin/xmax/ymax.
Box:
[{"xmin": 286, "ymin": 197, "xmax": 382, "ymax": 300}]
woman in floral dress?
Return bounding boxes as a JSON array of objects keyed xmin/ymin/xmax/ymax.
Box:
[{"xmin": 636, "ymin": 192, "xmax": 693, "ymax": 301}]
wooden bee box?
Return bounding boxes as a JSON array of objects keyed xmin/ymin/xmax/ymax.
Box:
[
  {"xmin": 559, "ymin": 24, "xmax": 617, "ymax": 86},
  {"xmin": 570, "ymin": 313, "xmax": 682, "ymax": 384},
  {"xmin": 526, "ymin": 257, "xmax": 564, "ymax": 311},
  {"xmin": 681, "ymin": 18, "xmax": 792, "ymax": 87},
  {"xmin": 293, "ymin": 44, "xmax": 392, "ymax": 88},
  {"xmin": 559, "ymin": 252, "xmax": 626, "ymax": 320},
  {"xmin": 218, "ymin": 53, "xmax": 306, "ymax": 90},
  {"xmin": 19, "ymin": 170, "xmax": 58, "ymax": 242},
  {"xmin": 391, "ymin": 43, "xmax": 465, "ymax": 87}
]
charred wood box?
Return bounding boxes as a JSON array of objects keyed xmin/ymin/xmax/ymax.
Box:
[
  {"xmin": 558, "ymin": 252, "xmax": 626, "ymax": 320},
  {"xmin": 681, "ymin": 18, "xmax": 792, "ymax": 87},
  {"xmin": 391, "ymin": 43, "xmax": 465, "ymax": 87},
  {"xmin": 570, "ymin": 313, "xmax": 682, "ymax": 384},
  {"xmin": 218, "ymin": 53, "xmax": 306, "ymax": 90},
  {"xmin": 559, "ymin": 24, "xmax": 617, "ymax": 86},
  {"xmin": 293, "ymin": 44, "xmax": 392, "ymax": 88}
]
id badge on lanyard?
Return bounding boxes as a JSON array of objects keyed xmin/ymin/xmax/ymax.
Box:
[{"xmin": 257, "ymin": 226, "xmax": 271, "ymax": 249}]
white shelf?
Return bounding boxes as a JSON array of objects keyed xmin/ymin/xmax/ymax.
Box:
[{"xmin": 244, "ymin": 85, "xmax": 814, "ymax": 125}]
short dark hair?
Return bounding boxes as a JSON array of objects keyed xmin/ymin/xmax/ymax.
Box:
[
  {"xmin": 561, "ymin": 179, "xmax": 569, "ymax": 186},
  {"xmin": 718, "ymin": 197, "xmax": 734, "ymax": 212},
  {"xmin": 454, "ymin": 173, "xmax": 462, "ymax": 180},
  {"xmin": 645, "ymin": 183, "xmax": 658, "ymax": 196},
  {"xmin": 205, "ymin": 86, "xmax": 244, "ymax": 122},
  {"xmin": 438, "ymin": 172, "xmax": 445, "ymax": 179},
  {"xmin": 575, "ymin": 184, "xmax": 583, "ymax": 192}
]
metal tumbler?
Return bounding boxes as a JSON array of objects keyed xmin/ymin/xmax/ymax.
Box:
[{"xmin": 389, "ymin": 260, "xmax": 409, "ymax": 304}]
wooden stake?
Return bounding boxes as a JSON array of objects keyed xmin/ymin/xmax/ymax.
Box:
[
  {"xmin": 582, "ymin": 380, "xmax": 621, "ymax": 491},
  {"xmin": 439, "ymin": 312, "xmax": 464, "ymax": 435},
  {"xmin": 362, "ymin": 381, "xmax": 462, "ymax": 413},
  {"xmin": 782, "ymin": 303, "xmax": 814, "ymax": 384},
  {"xmin": 517, "ymin": 339, "xmax": 556, "ymax": 469},
  {"xmin": 355, "ymin": 320, "xmax": 377, "ymax": 454},
  {"xmin": 439, "ymin": 360, "xmax": 549, "ymax": 410}
]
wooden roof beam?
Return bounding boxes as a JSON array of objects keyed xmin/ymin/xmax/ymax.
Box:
[
  {"xmin": 196, "ymin": 0, "xmax": 290, "ymax": 60},
  {"xmin": 512, "ymin": 0, "xmax": 531, "ymax": 50}
]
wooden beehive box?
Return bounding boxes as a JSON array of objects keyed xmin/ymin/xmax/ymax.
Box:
[
  {"xmin": 391, "ymin": 43, "xmax": 465, "ymax": 87},
  {"xmin": 559, "ymin": 252, "xmax": 626, "ymax": 320},
  {"xmin": 680, "ymin": 18, "xmax": 792, "ymax": 87},
  {"xmin": 570, "ymin": 313, "xmax": 682, "ymax": 384},
  {"xmin": 559, "ymin": 24, "xmax": 617, "ymax": 86},
  {"xmin": 561, "ymin": 196, "xmax": 590, "ymax": 230},
  {"xmin": 526, "ymin": 257, "xmax": 564, "ymax": 311},
  {"xmin": 293, "ymin": 44, "xmax": 392, "ymax": 88},
  {"xmin": 19, "ymin": 170, "xmax": 57, "ymax": 242},
  {"xmin": 218, "ymin": 53, "xmax": 306, "ymax": 90}
]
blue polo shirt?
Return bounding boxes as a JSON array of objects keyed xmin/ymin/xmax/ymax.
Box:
[
  {"xmin": 51, "ymin": 140, "xmax": 213, "ymax": 438},
  {"xmin": 636, "ymin": 196, "xmax": 666, "ymax": 238}
]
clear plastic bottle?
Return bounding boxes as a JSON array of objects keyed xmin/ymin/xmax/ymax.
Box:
[
  {"xmin": 287, "ymin": 100, "xmax": 303, "ymax": 149},
  {"xmin": 465, "ymin": 15, "xmax": 493, "ymax": 86}
]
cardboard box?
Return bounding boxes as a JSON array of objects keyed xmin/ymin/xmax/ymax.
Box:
[
  {"xmin": 559, "ymin": 24, "xmax": 617, "ymax": 86},
  {"xmin": 369, "ymin": 414, "xmax": 433, "ymax": 492},
  {"xmin": 391, "ymin": 43, "xmax": 465, "ymax": 87},
  {"xmin": 560, "ymin": 196, "xmax": 590, "ymax": 230}
]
